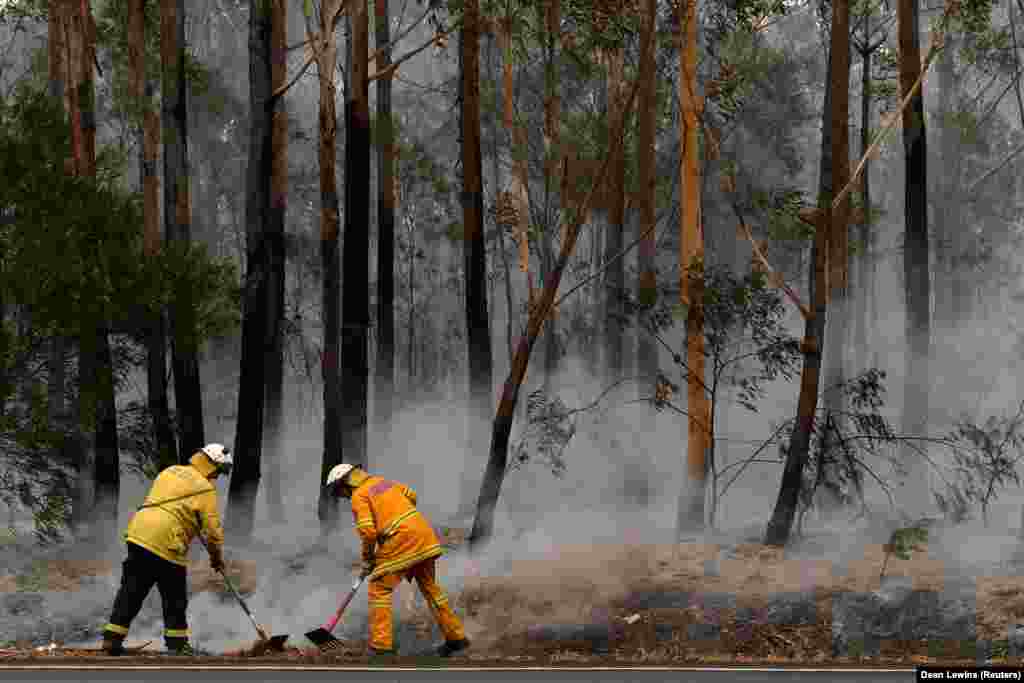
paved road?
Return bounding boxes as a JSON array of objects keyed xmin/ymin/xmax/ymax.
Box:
[{"xmin": 0, "ymin": 666, "xmax": 918, "ymax": 683}]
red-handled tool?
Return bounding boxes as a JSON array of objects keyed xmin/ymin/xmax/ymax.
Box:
[{"xmin": 304, "ymin": 574, "xmax": 368, "ymax": 651}]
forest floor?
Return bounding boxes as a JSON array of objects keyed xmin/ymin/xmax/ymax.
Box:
[{"xmin": 2, "ymin": 526, "xmax": 1023, "ymax": 667}]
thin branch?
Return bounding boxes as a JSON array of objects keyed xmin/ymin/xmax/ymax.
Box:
[
  {"xmin": 732, "ymin": 203, "xmax": 812, "ymax": 319},
  {"xmin": 831, "ymin": 1, "xmax": 954, "ymax": 213},
  {"xmin": 717, "ymin": 420, "xmax": 790, "ymax": 501},
  {"xmin": 366, "ymin": 5, "xmax": 433, "ymax": 66},
  {"xmin": 966, "ymin": 139, "xmax": 1024, "ymax": 196},
  {"xmin": 368, "ymin": 30, "xmax": 447, "ymax": 83},
  {"xmin": 652, "ymin": 329, "xmax": 713, "ymax": 396}
]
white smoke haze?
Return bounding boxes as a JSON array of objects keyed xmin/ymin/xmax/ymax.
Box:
[{"xmin": 29, "ymin": 275, "xmax": 1019, "ymax": 656}]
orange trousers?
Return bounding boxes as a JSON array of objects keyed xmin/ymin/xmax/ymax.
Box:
[{"xmin": 367, "ymin": 557, "xmax": 465, "ymax": 651}]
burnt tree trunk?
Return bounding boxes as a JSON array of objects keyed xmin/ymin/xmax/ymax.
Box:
[
  {"xmin": 374, "ymin": 0, "xmax": 397, "ymax": 462},
  {"xmin": 764, "ymin": 0, "xmax": 851, "ymax": 544},
  {"xmin": 264, "ymin": 0, "xmax": 288, "ymax": 525},
  {"xmin": 898, "ymin": 0, "xmax": 932, "ymax": 518},
  {"xmin": 161, "ymin": 0, "xmax": 205, "ymax": 459},
  {"xmin": 316, "ymin": 0, "xmax": 346, "ymax": 536},
  {"xmin": 468, "ymin": 46, "xmax": 647, "ymax": 550},
  {"xmin": 228, "ymin": 0, "xmax": 273, "ymax": 542},
  {"xmin": 458, "ymin": 0, "xmax": 494, "ymax": 519},
  {"xmin": 340, "ymin": 0, "xmax": 370, "ymax": 472}
]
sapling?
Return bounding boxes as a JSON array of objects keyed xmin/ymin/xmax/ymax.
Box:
[{"xmin": 879, "ymin": 523, "xmax": 929, "ymax": 581}]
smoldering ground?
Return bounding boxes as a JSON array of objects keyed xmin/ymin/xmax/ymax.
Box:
[{"xmin": 6, "ymin": 314, "xmax": 1024, "ymax": 659}]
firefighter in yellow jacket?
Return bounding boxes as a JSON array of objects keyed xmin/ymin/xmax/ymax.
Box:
[
  {"xmin": 325, "ymin": 463, "xmax": 470, "ymax": 658},
  {"xmin": 101, "ymin": 444, "xmax": 232, "ymax": 656}
]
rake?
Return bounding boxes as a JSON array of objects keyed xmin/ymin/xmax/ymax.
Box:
[
  {"xmin": 304, "ymin": 575, "xmax": 367, "ymax": 652},
  {"xmin": 194, "ymin": 512, "xmax": 289, "ymax": 654}
]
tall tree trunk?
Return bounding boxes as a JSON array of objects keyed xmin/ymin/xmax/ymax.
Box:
[
  {"xmin": 161, "ymin": 0, "xmax": 204, "ymax": 460},
  {"xmin": 316, "ymin": 0, "xmax": 345, "ymax": 536},
  {"xmin": 457, "ymin": 0, "xmax": 494, "ymax": 521},
  {"xmin": 469, "ymin": 40, "xmax": 647, "ymax": 551},
  {"xmin": 374, "ymin": 0, "xmax": 397, "ymax": 468},
  {"xmin": 130, "ymin": 0, "xmax": 177, "ymax": 472},
  {"xmin": 764, "ymin": 0, "xmax": 851, "ymax": 545},
  {"xmin": 898, "ymin": 0, "xmax": 932, "ymax": 518},
  {"xmin": 821, "ymin": 35, "xmax": 854, "ymax": 522},
  {"xmin": 631, "ymin": 0, "xmax": 658, "ymax": 509},
  {"xmin": 603, "ymin": 47, "xmax": 626, "ymax": 381},
  {"xmin": 852, "ymin": 32, "xmax": 874, "ymax": 377},
  {"xmin": 228, "ymin": 0, "xmax": 273, "ymax": 543},
  {"xmin": 47, "ymin": 0, "xmax": 82, "ymax": 531},
  {"xmin": 540, "ymin": 0, "xmax": 561, "ymax": 394},
  {"xmin": 70, "ymin": 0, "xmax": 119, "ymax": 540},
  {"xmin": 340, "ymin": 0, "xmax": 370, "ymax": 472},
  {"xmin": 676, "ymin": 0, "xmax": 710, "ymax": 539},
  {"xmin": 264, "ymin": 0, "xmax": 288, "ymax": 525},
  {"xmin": 487, "ymin": 29, "xmax": 515, "ymax": 368}
]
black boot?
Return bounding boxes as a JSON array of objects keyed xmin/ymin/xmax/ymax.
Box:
[
  {"xmin": 436, "ymin": 638, "xmax": 470, "ymax": 657},
  {"xmin": 101, "ymin": 633, "xmax": 125, "ymax": 656},
  {"xmin": 367, "ymin": 647, "xmax": 396, "ymax": 663},
  {"xmin": 164, "ymin": 637, "xmax": 195, "ymax": 656}
]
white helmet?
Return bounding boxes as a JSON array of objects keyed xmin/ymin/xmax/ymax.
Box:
[
  {"xmin": 326, "ymin": 463, "xmax": 355, "ymax": 487},
  {"xmin": 201, "ymin": 443, "xmax": 233, "ymax": 473}
]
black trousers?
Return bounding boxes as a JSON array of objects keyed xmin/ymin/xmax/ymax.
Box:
[{"xmin": 104, "ymin": 542, "xmax": 190, "ymax": 646}]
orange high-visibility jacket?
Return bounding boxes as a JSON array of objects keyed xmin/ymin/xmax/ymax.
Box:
[
  {"xmin": 350, "ymin": 475, "xmax": 443, "ymax": 578},
  {"xmin": 124, "ymin": 457, "xmax": 225, "ymax": 566}
]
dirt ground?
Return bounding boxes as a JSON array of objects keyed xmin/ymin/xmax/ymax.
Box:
[{"xmin": 2, "ymin": 529, "xmax": 1022, "ymax": 667}]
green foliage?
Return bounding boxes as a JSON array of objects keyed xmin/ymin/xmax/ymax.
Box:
[
  {"xmin": 648, "ymin": 266, "xmax": 802, "ymax": 415},
  {"xmin": 888, "ymin": 525, "xmax": 929, "ymax": 560},
  {"xmin": 879, "ymin": 523, "xmax": 929, "ymax": 580},
  {"xmin": 0, "ymin": 79, "xmax": 240, "ymax": 537},
  {"xmin": 938, "ymin": 401, "xmax": 1024, "ymax": 526}
]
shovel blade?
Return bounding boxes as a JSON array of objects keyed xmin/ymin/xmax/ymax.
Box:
[
  {"xmin": 267, "ymin": 635, "xmax": 289, "ymax": 650},
  {"xmin": 305, "ymin": 628, "xmax": 344, "ymax": 651},
  {"xmin": 249, "ymin": 635, "xmax": 290, "ymax": 656}
]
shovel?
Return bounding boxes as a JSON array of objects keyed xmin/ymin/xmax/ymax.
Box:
[
  {"xmin": 194, "ymin": 513, "xmax": 289, "ymax": 654},
  {"xmin": 305, "ymin": 574, "xmax": 367, "ymax": 652}
]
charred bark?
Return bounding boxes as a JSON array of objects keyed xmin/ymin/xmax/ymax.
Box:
[
  {"xmin": 316, "ymin": 1, "xmax": 345, "ymax": 536},
  {"xmin": 228, "ymin": 0, "xmax": 273, "ymax": 542},
  {"xmin": 764, "ymin": 0, "xmax": 851, "ymax": 544},
  {"xmin": 264, "ymin": 0, "xmax": 288, "ymax": 525},
  {"xmin": 898, "ymin": 0, "xmax": 932, "ymax": 518},
  {"xmin": 374, "ymin": 0, "xmax": 397, "ymax": 461},
  {"xmin": 458, "ymin": 0, "xmax": 494, "ymax": 519},
  {"xmin": 339, "ymin": 0, "xmax": 370, "ymax": 473}
]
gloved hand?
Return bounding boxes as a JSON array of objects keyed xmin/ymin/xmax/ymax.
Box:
[
  {"xmin": 360, "ymin": 544, "xmax": 375, "ymax": 578},
  {"xmin": 360, "ymin": 559, "xmax": 374, "ymax": 579},
  {"xmin": 209, "ymin": 545, "xmax": 226, "ymax": 574}
]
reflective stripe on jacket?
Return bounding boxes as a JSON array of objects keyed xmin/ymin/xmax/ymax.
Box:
[
  {"xmin": 350, "ymin": 475, "xmax": 442, "ymax": 578},
  {"xmin": 124, "ymin": 459, "xmax": 225, "ymax": 567}
]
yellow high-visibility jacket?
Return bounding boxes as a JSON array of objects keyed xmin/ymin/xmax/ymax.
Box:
[
  {"xmin": 124, "ymin": 456, "xmax": 224, "ymax": 567},
  {"xmin": 350, "ymin": 475, "xmax": 443, "ymax": 578}
]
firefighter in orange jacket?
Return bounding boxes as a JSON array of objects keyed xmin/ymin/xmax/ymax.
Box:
[
  {"xmin": 325, "ymin": 463, "xmax": 470, "ymax": 658},
  {"xmin": 101, "ymin": 444, "xmax": 232, "ymax": 656}
]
